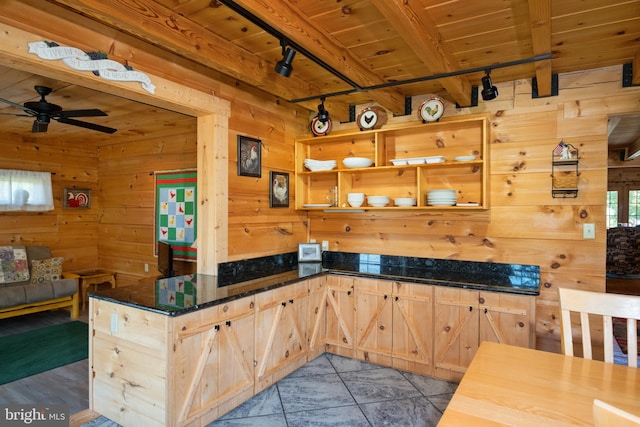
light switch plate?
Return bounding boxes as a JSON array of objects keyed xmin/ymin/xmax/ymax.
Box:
[
  {"xmin": 322, "ymin": 240, "xmax": 329, "ymax": 251},
  {"xmin": 583, "ymin": 223, "xmax": 595, "ymax": 239}
]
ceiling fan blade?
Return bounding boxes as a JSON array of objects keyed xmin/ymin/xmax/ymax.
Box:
[
  {"xmin": 32, "ymin": 120, "xmax": 49, "ymax": 133},
  {"xmin": 56, "ymin": 108, "xmax": 108, "ymax": 118},
  {"xmin": 0, "ymin": 97, "xmax": 38, "ymax": 116},
  {"xmin": 0, "ymin": 112, "xmax": 31, "ymax": 117},
  {"xmin": 56, "ymin": 117, "xmax": 117, "ymax": 134}
]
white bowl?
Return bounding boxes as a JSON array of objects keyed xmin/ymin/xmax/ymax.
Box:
[
  {"xmin": 343, "ymin": 157, "xmax": 374, "ymax": 168},
  {"xmin": 347, "ymin": 192, "xmax": 365, "ymax": 199},
  {"xmin": 348, "ymin": 199, "xmax": 364, "ymax": 207},
  {"xmin": 367, "ymin": 195, "xmax": 390, "ymax": 207},
  {"xmin": 394, "ymin": 197, "xmax": 417, "ymax": 206}
]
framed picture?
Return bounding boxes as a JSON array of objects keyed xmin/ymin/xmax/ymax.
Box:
[
  {"xmin": 269, "ymin": 171, "xmax": 289, "ymax": 208},
  {"xmin": 237, "ymin": 135, "xmax": 261, "ymax": 177},
  {"xmin": 298, "ymin": 243, "xmax": 322, "ymax": 262},
  {"xmin": 63, "ymin": 188, "xmax": 91, "ymax": 208}
]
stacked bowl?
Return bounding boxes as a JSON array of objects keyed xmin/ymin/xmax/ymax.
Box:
[
  {"xmin": 304, "ymin": 158, "xmax": 337, "ymax": 171},
  {"xmin": 367, "ymin": 195, "xmax": 390, "ymax": 207},
  {"xmin": 347, "ymin": 192, "xmax": 365, "ymax": 207},
  {"xmin": 427, "ymin": 189, "xmax": 457, "ymax": 206}
]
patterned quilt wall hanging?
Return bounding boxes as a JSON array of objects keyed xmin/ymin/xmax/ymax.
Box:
[{"xmin": 154, "ymin": 169, "xmax": 197, "ymax": 262}]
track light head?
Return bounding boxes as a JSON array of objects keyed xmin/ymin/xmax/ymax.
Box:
[
  {"xmin": 481, "ymin": 70, "xmax": 498, "ymax": 101},
  {"xmin": 317, "ymin": 97, "xmax": 330, "ymax": 123},
  {"xmin": 275, "ymin": 47, "xmax": 296, "ymax": 77}
]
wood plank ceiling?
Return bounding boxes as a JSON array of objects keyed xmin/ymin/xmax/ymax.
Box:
[{"xmin": 0, "ymin": 0, "xmax": 638, "ymax": 152}]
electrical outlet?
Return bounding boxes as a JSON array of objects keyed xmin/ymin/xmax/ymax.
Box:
[
  {"xmin": 309, "ymin": 238, "xmax": 316, "ymax": 243},
  {"xmin": 144, "ymin": 263, "xmax": 149, "ymax": 272},
  {"xmin": 110, "ymin": 313, "xmax": 118, "ymax": 335},
  {"xmin": 583, "ymin": 223, "xmax": 595, "ymax": 239},
  {"xmin": 322, "ymin": 240, "xmax": 329, "ymax": 251}
]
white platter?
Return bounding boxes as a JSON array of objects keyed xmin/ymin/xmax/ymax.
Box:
[
  {"xmin": 454, "ymin": 156, "xmax": 476, "ymax": 162},
  {"xmin": 424, "ymin": 156, "xmax": 447, "ymax": 164},
  {"xmin": 302, "ymin": 203, "xmax": 332, "ymax": 208}
]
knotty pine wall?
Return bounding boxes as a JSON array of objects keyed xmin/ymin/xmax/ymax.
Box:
[
  {"xmin": 307, "ymin": 65, "xmax": 640, "ymax": 350},
  {"xmin": 0, "ymin": 133, "xmax": 99, "ymax": 269}
]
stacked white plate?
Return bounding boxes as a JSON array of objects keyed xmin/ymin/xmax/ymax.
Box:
[
  {"xmin": 367, "ymin": 195, "xmax": 390, "ymax": 207},
  {"xmin": 427, "ymin": 189, "xmax": 457, "ymax": 206},
  {"xmin": 304, "ymin": 158, "xmax": 337, "ymax": 171}
]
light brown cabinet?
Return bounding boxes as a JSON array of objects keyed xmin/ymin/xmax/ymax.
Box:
[
  {"xmin": 295, "ymin": 115, "xmax": 488, "ymax": 211},
  {"xmin": 325, "ymin": 274, "xmax": 357, "ymax": 358},
  {"xmin": 355, "ymin": 278, "xmax": 434, "ymax": 376},
  {"xmin": 433, "ymin": 286, "xmax": 535, "ymax": 382},
  {"xmin": 172, "ymin": 297, "xmax": 255, "ymax": 426},
  {"xmin": 254, "ymin": 280, "xmax": 308, "ymax": 393},
  {"xmin": 307, "ymin": 276, "xmax": 327, "ymax": 360}
]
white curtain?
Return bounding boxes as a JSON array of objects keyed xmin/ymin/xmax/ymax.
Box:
[{"xmin": 0, "ymin": 169, "xmax": 54, "ymax": 211}]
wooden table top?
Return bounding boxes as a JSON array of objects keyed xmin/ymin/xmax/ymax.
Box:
[{"xmin": 439, "ymin": 341, "xmax": 640, "ymax": 426}]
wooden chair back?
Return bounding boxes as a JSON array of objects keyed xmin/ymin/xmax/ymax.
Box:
[
  {"xmin": 593, "ymin": 399, "xmax": 640, "ymax": 426},
  {"xmin": 558, "ymin": 287, "xmax": 639, "ymax": 367}
]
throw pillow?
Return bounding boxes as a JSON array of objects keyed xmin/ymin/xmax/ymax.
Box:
[
  {"xmin": 0, "ymin": 246, "xmax": 30, "ymax": 284},
  {"xmin": 30, "ymin": 257, "xmax": 64, "ymax": 284}
]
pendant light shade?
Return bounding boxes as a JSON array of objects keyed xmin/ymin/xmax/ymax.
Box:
[
  {"xmin": 481, "ymin": 71, "xmax": 498, "ymax": 101},
  {"xmin": 275, "ymin": 47, "xmax": 296, "ymax": 77}
]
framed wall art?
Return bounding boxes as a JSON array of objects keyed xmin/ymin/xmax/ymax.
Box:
[
  {"xmin": 63, "ymin": 188, "xmax": 91, "ymax": 208},
  {"xmin": 154, "ymin": 169, "xmax": 197, "ymax": 262},
  {"xmin": 269, "ymin": 171, "xmax": 289, "ymax": 208},
  {"xmin": 237, "ymin": 135, "xmax": 262, "ymax": 177},
  {"xmin": 298, "ymin": 243, "xmax": 322, "ymax": 262}
]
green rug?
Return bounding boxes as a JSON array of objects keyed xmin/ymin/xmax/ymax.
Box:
[{"xmin": 0, "ymin": 321, "xmax": 89, "ymax": 385}]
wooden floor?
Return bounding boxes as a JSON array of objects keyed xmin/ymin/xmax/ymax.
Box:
[{"xmin": 0, "ymin": 309, "xmax": 100, "ymax": 427}]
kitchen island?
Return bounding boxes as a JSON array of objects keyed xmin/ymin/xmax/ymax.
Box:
[{"xmin": 89, "ymin": 253, "xmax": 539, "ymax": 426}]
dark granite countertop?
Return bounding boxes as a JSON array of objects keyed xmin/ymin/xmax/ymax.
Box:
[{"xmin": 90, "ymin": 251, "xmax": 540, "ymax": 316}]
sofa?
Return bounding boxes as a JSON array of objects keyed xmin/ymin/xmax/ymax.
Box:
[{"xmin": 0, "ymin": 245, "xmax": 79, "ymax": 320}]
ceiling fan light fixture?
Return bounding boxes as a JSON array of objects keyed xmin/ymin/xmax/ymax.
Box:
[
  {"xmin": 275, "ymin": 47, "xmax": 296, "ymax": 77},
  {"xmin": 481, "ymin": 70, "xmax": 498, "ymax": 101}
]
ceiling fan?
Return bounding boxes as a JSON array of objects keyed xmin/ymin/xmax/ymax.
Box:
[{"xmin": 0, "ymin": 85, "xmax": 117, "ymax": 134}]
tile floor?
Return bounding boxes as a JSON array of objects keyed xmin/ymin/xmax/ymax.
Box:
[{"xmin": 85, "ymin": 353, "xmax": 457, "ymax": 427}]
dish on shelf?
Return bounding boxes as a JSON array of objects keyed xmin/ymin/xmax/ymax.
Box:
[
  {"xmin": 454, "ymin": 156, "xmax": 476, "ymax": 162},
  {"xmin": 394, "ymin": 197, "xmax": 417, "ymax": 206},
  {"xmin": 302, "ymin": 203, "xmax": 332, "ymax": 208},
  {"xmin": 427, "ymin": 189, "xmax": 457, "ymax": 206},
  {"xmin": 424, "ymin": 156, "xmax": 447, "ymax": 164},
  {"xmin": 304, "ymin": 158, "xmax": 337, "ymax": 171},
  {"xmin": 389, "ymin": 156, "xmax": 446, "ymax": 165},
  {"xmin": 406, "ymin": 157, "xmax": 425, "ymax": 165},
  {"xmin": 367, "ymin": 195, "xmax": 390, "ymax": 207},
  {"xmin": 343, "ymin": 157, "xmax": 374, "ymax": 168},
  {"xmin": 389, "ymin": 159, "xmax": 408, "ymax": 166},
  {"xmin": 456, "ymin": 202, "xmax": 481, "ymax": 207}
]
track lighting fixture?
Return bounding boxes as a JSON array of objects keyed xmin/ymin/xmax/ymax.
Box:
[
  {"xmin": 481, "ymin": 70, "xmax": 498, "ymax": 101},
  {"xmin": 275, "ymin": 39, "xmax": 296, "ymax": 77},
  {"xmin": 317, "ymin": 97, "xmax": 330, "ymax": 123}
]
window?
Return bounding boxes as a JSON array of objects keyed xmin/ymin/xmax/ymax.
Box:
[
  {"xmin": 0, "ymin": 169, "xmax": 54, "ymax": 212},
  {"xmin": 630, "ymin": 190, "xmax": 640, "ymax": 226},
  {"xmin": 606, "ymin": 191, "xmax": 618, "ymax": 228}
]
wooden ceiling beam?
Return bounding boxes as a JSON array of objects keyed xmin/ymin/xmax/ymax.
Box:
[
  {"xmin": 369, "ymin": 0, "xmax": 472, "ymax": 107},
  {"xmin": 229, "ymin": 0, "xmax": 406, "ymax": 115},
  {"xmin": 48, "ymin": 0, "xmax": 333, "ymax": 111},
  {"xmin": 527, "ymin": 0, "xmax": 553, "ymax": 97}
]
